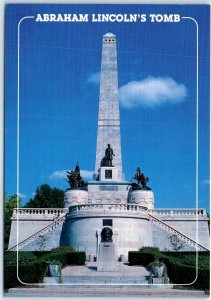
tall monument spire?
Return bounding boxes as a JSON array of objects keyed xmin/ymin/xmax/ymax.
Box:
[{"xmin": 95, "ymin": 32, "xmax": 123, "ymax": 180}]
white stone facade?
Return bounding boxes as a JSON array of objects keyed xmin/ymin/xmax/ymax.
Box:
[
  {"xmin": 64, "ymin": 203, "xmax": 153, "ymax": 258},
  {"xmin": 8, "ymin": 206, "xmax": 209, "ymax": 255}
]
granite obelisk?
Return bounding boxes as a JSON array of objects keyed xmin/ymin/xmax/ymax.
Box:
[{"xmin": 95, "ymin": 32, "xmax": 123, "ymax": 180}]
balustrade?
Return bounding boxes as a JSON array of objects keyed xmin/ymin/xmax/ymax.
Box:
[
  {"xmin": 13, "ymin": 206, "xmax": 206, "ymax": 218},
  {"xmin": 150, "ymin": 208, "xmax": 206, "ymax": 216},
  {"xmin": 12, "ymin": 208, "xmax": 68, "ymax": 218},
  {"xmin": 68, "ymin": 203, "xmax": 148, "ymax": 217}
]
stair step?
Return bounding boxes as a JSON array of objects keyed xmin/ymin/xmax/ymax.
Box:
[
  {"xmin": 6, "ymin": 287, "xmax": 206, "ymax": 297},
  {"xmin": 62, "ymin": 275, "xmax": 148, "ymax": 284}
]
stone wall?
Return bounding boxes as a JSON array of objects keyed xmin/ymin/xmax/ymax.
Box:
[
  {"xmin": 8, "ymin": 208, "xmax": 68, "ymax": 250},
  {"xmin": 8, "ymin": 206, "xmax": 209, "ymax": 254},
  {"xmin": 66, "ymin": 215, "xmax": 153, "ymax": 258},
  {"xmin": 150, "ymin": 209, "xmax": 209, "ymax": 250},
  {"xmin": 88, "ymin": 182, "xmax": 129, "ymax": 204}
]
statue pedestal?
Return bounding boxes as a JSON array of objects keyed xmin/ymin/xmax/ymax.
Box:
[
  {"xmin": 99, "ymin": 167, "xmax": 118, "ymax": 181},
  {"xmin": 64, "ymin": 189, "xmax": 88, "ymax": 208},
  {"xmin": 128, "ymin": 189, "xmax": 154, "ymax": 209},
  {"xmin": 97, "ymin": 242, "xmax": 120, "ymax": 272}
]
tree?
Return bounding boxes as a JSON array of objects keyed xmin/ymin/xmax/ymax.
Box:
[
  {"xmin": 24, "ymin": 184, "xmax": 64, "ymax": 208},
  {"xmin": 4, "ymin": 194, "xmax": 21, "ymax": 250}
]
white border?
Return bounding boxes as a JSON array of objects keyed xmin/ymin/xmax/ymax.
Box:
[
  {"xmin": 17, "ymin": 16, "xmax": 35, "ymax": 285},
  {"xmin": 182, "ymin": 16, "xmax": 199, "ymax": 284}
]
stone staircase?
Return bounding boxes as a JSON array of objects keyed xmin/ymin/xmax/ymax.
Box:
[
  {"xmin": 61, "ymin": 262, "xmax": 150, "ymax": 285},
  {"xmin": 62, "ymin": 276, "xmax": 148, "ymax": 284},
  {"xmin": 7, "ymin": 215, "xmax": 66, "ymax": 251},
  {"xmin": 148, "ymin": 213, "xmax": 209, "ymax": 251}
]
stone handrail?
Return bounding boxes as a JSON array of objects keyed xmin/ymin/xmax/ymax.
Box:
[
  {"xmin": 149, "ymin": 213, "xmax": 209, "ymax": 251},
  {"xmin": 12, "ymin": 207, "xmax": 206, "ymax": 217},
  {"xmin": 150, "ymin": 208, "xmax": 207, "ymax": 216},
  {"xmin": 7, "ymin": 214, "xmax": 66, "ymax": 251},
  {"xmin": 68, "ymin": 203, "xmax": 148, "ymax": 216},
  {"xmin": 12, "ymin": 208, "xmax": 68, "ymax": 217}
]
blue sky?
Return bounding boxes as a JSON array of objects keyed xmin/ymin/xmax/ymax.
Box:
[{"xmin": 5, "ymin": 4, "xmax": 210, "ymax": 210}]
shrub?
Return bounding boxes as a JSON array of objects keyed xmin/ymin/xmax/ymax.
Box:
[
  {"xmin": 66, "ymin": 252, "xmax": 86, "ymax": 265},
  {"xmin": 51, "ymin": 246, "xmax": 74, "ymax": 253},
  {"xmin": 128, "ymin": 251, "xmax": 155, "ymax": 266},
  {"xmin": 32, "ymin": 251, "xmax": 51, "ymax": 258},
  {"xmin": 128, "ymin": 248, "xmax": 210, "ymax": 290},
  {"xmin": 160, "ymin": 254, "xmax": 210, "ymax": 290},
  {"xmin": 4, "ymin": 265, "xmax": 20, "ymax": 289},
  {"xmin": 4, "ymin": 249, "xmax": 86, "ymax": 289},
  {"xmin": 38, "ymin": 251, "xmax": 67, "ymax": 266},
  {"xmin": 128, "ymin": 247, "xmax": 161, "ymax": 267},
  {"xmin": 195, "ymin": 268, "xmax": 210, "ymax": 290},
  {"xmin": 162, "ymin": 251, "xmax": 210, "ymax": 267},
  {"xmin": 139, "ymin": 247, "xmax": 160, "ymax": 255},
  {"xmin": 37, "ymin": 250, "xmax": 86, "ymax": 266},
  {"xmin": 4, "ymin": 251, "xmax": 37, "ymax": 266},
  {"xmin": 166, "ymin": 260, "xmax": 196, "ymax": 284},
  {"xmin": 160, "ymin": 251, "xmax": 210, "ymax": 271},
  {"xmin": 4, "ymin": 261, "xmax": 47, "ymax": 289}
]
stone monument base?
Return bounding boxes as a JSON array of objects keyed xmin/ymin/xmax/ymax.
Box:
[
  {"xmin": 97, "ymin": 242, "xmax": 120, "ymax": 272},
  {"xmin": 150, "ymin": 277, "xmax": 173, "ymax": 289}
]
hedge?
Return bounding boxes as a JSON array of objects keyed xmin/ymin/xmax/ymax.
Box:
[
  {"xmin": 166, "ymin": 259, "xmax": 210, "ymax": 290},
  {"xmin": 38, "ymin": 251, "xmax": 67, "ymax": 266},
  {"xmin": 4, "ymin": 251, "xmax": 38, "ymax": 266},
  {"xmin": 162, "ymin": 251, "xmax": 210, "ymax": 268},
  {"xmin": 148, "ymin": 250, "xmax": 210, "ymax": 290},
  {"xmin": 38, "ymin": 250, "xmax": 86, "ymax": 266},
  {"xmin": 4, "ymin": 261, "xmax": 47, "ymax": 290},
  {"xmin": 129, "ymin": 251, "xmax": 155, "ymax": 267},
  {"xmin": 4, "ymin": 249, "xmax": 86, "ymax": 289},
  {"xmin": 139, "ymin": 247, "xmax": 160, "ymax": 255},
  {"xmin": 162, "ymin": 251, "xmax": 209, "ymax": 259},
  {"xmin": 66, "ymin": 251, "xmax": 86, "ymax": 265},
  {"xmin": 51, "ymin": 246, "xmax": 75, "ymax": 253},
  {"xmin": 32, "ymin": 251, "xmax": 51, "ymax": 258},
  {"xmin": 128, "ymin": 248, "xmax": 210, "ymax": 290}
]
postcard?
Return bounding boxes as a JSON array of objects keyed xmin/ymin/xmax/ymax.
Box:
[{"xmin": 4, "ymin": 3, "xmax": 210, "ymax": 297}]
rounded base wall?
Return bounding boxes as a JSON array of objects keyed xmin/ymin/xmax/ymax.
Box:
[{"xmin": 66, "ymin": 216, "xmax": 153, "ymax": 258}]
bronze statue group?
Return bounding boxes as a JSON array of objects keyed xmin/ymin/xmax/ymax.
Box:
[{"xmin": 66, "ymin": 144, "xmax": 150, "ymax": 191}]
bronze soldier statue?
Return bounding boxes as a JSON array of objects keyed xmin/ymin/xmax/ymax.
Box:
[
  {"xmin": 66, "ymin": 162, "xmax": 87, "ymax": 190},
  {"xmin": 129, "ymin": 167, "xmax": 151, "ymax": 190},
  {"xmin": 134, "ymin": 167, "xmax": 141, "ymax": 183}
]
